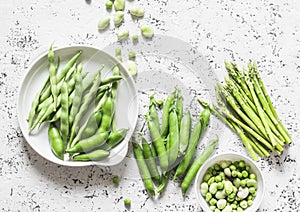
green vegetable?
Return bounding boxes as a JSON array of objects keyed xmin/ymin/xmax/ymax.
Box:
[
  {"xmin": 98, "ymin": 17, "xmax": 110, "ymax": 30},
  {"xmin": 105, "ymin": 1, "xmax": 113, "ymax": 9},
  {"xmin": 141, "ymin": 137, "xmax": 161, "ymax": 183},
  {"xmin": 48, "ymin": 43, "xmax": 58, "ymax": 111},
  {"xmin": 48, "ymin": 124, "xmax": 65, "ymax": 160},
  {"xmin": 114, "ymin": 11, "xmax": 124, "ymax": 26},
  {"xmin": 130, "ymin": 6, "xmax": 145, "ymax": 17},
  {"xmin": 161, "ymin": 91, "xmax": 175, "ymax": 138},
  {"xmin": 113, "ymin": 176, "xmax": 120, "ymax": 184},
  {"xmin": 146, "ymin": 114, "xmax": 168, "ymax": 173},
  {"xmin": 66, "ymin": 131, "xmax": 109, "ymax": 154},
  {"xmin": 128, "ymin": 51, "xmax": 136, "ymax": 60},
  {"xmin": 132, "ymin": 141, "xmax": 155, "ymax": 195},
  {"xmin": 73, "ymin": 149, "xmax": 110, "ymax": 161},
  {"xmin": 97, "ymin": 92, "xmax": 115, "ymax": 133},
  {"xmin": 181, "ymin": 137, "xmax": 218, "ymax": 196},
  {"xmin": 168, "ymin": 106, "xmax": 180, "ymax": 167},
  {"xmin": 132, "ymin": 34, "xmax": 139, "ymax": 42},
  {"xmin": 102, "ymin": 128, "xmax": 128, "ymax": 150},
  {"xmin": 60, "ymin": 82, "xmax": 69, "ymax": 145},
  {"xmin": 140, "ymin": 25, "xmax": 154, "ymax": 38},
  {"xmin": 200, "ymin": 182, "xmax": 209, "ymax": 196},
  {"xmin": 114, "ymin": 0, "xmax": 125, "ymax": 11},
  {"xmin": 148, "ymin": 94, "xmax": 160, "ymax": 132},
  {"xmin": 126, "ymin": 60, "xmax": 138, "ymax": 76},
  {"xmin": 174, "ymin": 108, "xmax": 210, "ymax": 180},
  {"xmin": 124, "ymin": 198, "xmax": 131, "ymax": 206},
  {"xmin": 117, "ymin": 29, "xmax": 129, "ymax": 40},
  {"xmin": 179, "ymin": 111, "xmax": 191, "ymax": 155}
]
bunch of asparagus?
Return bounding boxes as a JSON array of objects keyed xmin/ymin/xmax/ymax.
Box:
[{"xmin": 199, "ymin": 61, "xmax": 291, "ymax": 161}]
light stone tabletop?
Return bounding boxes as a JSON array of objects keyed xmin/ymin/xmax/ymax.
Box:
[{"xmin": 0, "ymin": 0, "xmax": 300, "ymax": 211}]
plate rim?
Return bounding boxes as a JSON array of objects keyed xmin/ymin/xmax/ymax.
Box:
[{"xmin": 17, "ymin": 44, "xmax": 138, "ymax": 167}]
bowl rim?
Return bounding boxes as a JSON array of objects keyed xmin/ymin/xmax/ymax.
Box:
[
  {"xmin": 17, "ymin": 44, "xmax": 139, "ymax": 167},
  {"xmin": 194, "ymin": 152, "xmax": 265, "ymax": 212}
]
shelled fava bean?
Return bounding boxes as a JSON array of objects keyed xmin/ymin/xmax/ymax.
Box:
[{"xmin": 200, "ymin": 160, "xmax": 258, "ymax": 212}]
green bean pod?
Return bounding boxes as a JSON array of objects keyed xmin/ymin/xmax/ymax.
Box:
[
  {"xmin": 179, "ymin": 111, "xmax": 191, "ymax": 155},
  {"xmin": 48, "ymin": 124, "xmax": 65, "ymax": 160},
  {"xmin": 66, "ymin": 131, "xmax": 109, "ymax": 154},
  {"xmin": 175, "ymin": 88, "xmax": 183, "ymax": 124},
  {"xmin": 132, "ymin": 141, "xmax": 156, "ymax": 196},
  {"xmin": 69, "ymin": 64, "xmax": 83, "ymax": 126},
  {"xmin": 156, "ymin": 173, "xmax": 169, "ymax": 193},
  {"xmin": 168, "ymin": 106, "xmax": 180, "ymax": 168},
  {"xmin": 181, "ymin": 137, "xmax": 219, "ymax": 196},
  {"xmin": 102, "ymin": 128, "xmax": 128, "ymax": 150},
  {"xmin": 69, "ymin": 67, "xmax": 103, "ymax": 142},
  {"xmin": 174, "ymin": 109, "xmax": 210, "ymax": 180},
  {"xmin": 142, "ymin": 137, "xmax": 161, "ymax": 183},
  {"xmin": 73, "ymin": 149, "xmax": 110, "ymax": 161},
  {"xmin": 60, "ymin": 82, "xmax": 69, "ymax": 145},
  {"xmin": 39, "ymin": 50, "xmax": 82, "ymax": 102},
  {"xmin": 161, "ymin": 91, "xmax": 175, "ymax": 138},
  {"xmin": 149, "ymin": 94, "xmax": 160, "ymax": 133},
  {"xmin": 48, "ymin": 44, "xmax": 58, "ymax": 111},
  {"xmin": 101, "ymin": 75, "xmax": 123, "ymax": 86},
  {"xmin": 71, "ymin": 110, "xmax": 103, "ymax": 147},
  {"xmin": 111, "ymin": 65, "xmax": 120, "ymax": 132},
  {"xmin": 146, "ymin": 114, "xmax": 168, "ymax": 173},
  {"xmin": 95, "ymin": 85, "xmax": 110, "ymax": 103},
  {"xmin": 97, "ymin": 92, "xmax": 114, "ymax": 133}
]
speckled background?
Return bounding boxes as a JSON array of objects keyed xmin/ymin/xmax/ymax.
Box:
[{"xmin": 1, "ymin": 0, "xmax": 300, "ymax": 211}]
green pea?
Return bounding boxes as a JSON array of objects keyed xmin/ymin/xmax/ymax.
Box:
[
  {"xmin": 113, "ymin": 176, "xmax": 120, "ymax": 184},
  {"xmin": 231, "ymin": 204, "xmax": 237, "ymax": 209},
  {"xmin": 224, "ymin": 168, "xmax": 231, "ymax": 177},
  {"xmin": 240, "ymin": 180, "xmax": 247, "ymax": 188},
  {"xmin": 238, "ymin": 160, "xmax": 245, "ymax": 169},
  {"xmin": 117, "ymin": 29, "xmax": 129, "ymax": 40},
  {"xmin": 212, "ymin": 170, "xmax": 219, "ymax": 176},
  {"xmin": 203, "ymin": 173, "xmax": 212, "ymax": 182},
  {"xmin": 217, "ymin": 199, "xmax": 227, "ymax": 209},
  {"xmin": 245, "ymin": 165, "xmax": 251, "ymax": 171},
  {"xmin": 115, "ymin": 48, "xmax": 122, "ymax": 56},
  {"xmin": 247, "ymin": 200, "xmax": 253, "ymax": 206},
  {"xmin": 105, "ymin": 1, "xmax": 113, "ymax": 9},
  {"xmin": 237, "ymin": 172, "xmax": 243, "ymax": 179},
  {"xmin": 130, "ymin": 6, "xmax": 145, "ymax": 17},
  {"xmin": 249, "ymin": 173, "xmax": 256, "ymax": 180},
  {"xmin": 228, "ymin": 192, "xmax": 236, "ymax": 199},
  {"xmin": 114, "ymin": 0, "xmax": 125, "ymax": 11},
  {"xmin": 124, "ymin": 198, "xmax": 131, "ymax": 206},
  {"xmin": 128, "ymin": 51, "xmax": 136, "ymax": 60},
  {"xmin": 239, "ymin": 200, "xmax": 248, "ymax": 209},
  {"xmin": 214, "ymin": 164, "xmax": 221, "ymax": 171},
  {"xmin": 227, "ymin": 197, "xmax": 235, "ymax": 203},
  {"xmin": 200, "ymin": 182, "xmax": 209, "ymax": 196},
  {"xmin": 217, "ymin": 182, "xmax": 224, "ymax": 190},
  {"xmin": 241, "ymin": 170, "xmax": 248, "ymax": 178},
  {"xmin": 247, "ymin": 195, "xmax": 254, "ymax": 200},
  {"xmin": 114, "ymin": 11, "xmax": 124, "ymax": 26},
  {"xmin": 210, "ymin": 206, "xmax": 216, "ymax": 211},
  {"xmin": 209, "ymin": 183, "xmax": 218, "ymax": 195},
  {"xmin": 209, "ymin": 198, "xmax": 217, "ymax": 206},
  {"xmin": 98, "ymin": 17, "xmax": 110, "ymax": 30},
  {"xmin": 246, "ymin": 179, "xmax": 257, "ymax": 188},
  {"xmin": 231, "ymin": 170, "xmax": 238, "ymax": 178},
  {"xmin": 140, "ymin": 24, "xmax": 154, "ymax": 38},
  {"xmin": 248, "ymin": 187, "xmax": 256, "ymax": 194},
  {"xmin": 219, "ymin": 172, "xmax": 225, "ymax": 180},
  {"xmin": 132, "ymin": 34, "xmax": 139, "ymax": 42},
  {"xmin": 208, "ymin": 176, "xmax": 215, "ymax": 185},
  {"xmin": 205, "ymin": 192, "xmax": 212, "ymax": 202},
  {"xmin": 220, "ymin": 160, "xmax": 231, "ymax": 169},
  {"xmin": 229, "ymin": 165, "xmax": 236, "ymax": 171},
  {"xmin": 207, "ymin": 167, "xmax": 214, "ymax": 174},
  {"xmin": 126, "ymin": 60, "xmax": 138, "ymax": 76}
]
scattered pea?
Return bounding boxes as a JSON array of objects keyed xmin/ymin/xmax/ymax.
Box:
[
  {"xmin": 130, "ymin": 6, "xmax": 145, "ymax": 17},
  {"xmin": 229, "ymin": 165, "xmax": 236, "ymax": 171},
  {"xmin": 126, "ymin": 60, "xmax": 138, "ymax": 76},
  {"xmin": 140, "ymin": 24, "xmax": 154, "ymax": 38},
  {"xmin": 112, "ymin": 176, "xmax": 120, "ymax": 184},
  {"xmin": 249, "ymin": 173, "xmax": 256, "ymax": 180},
  {"xmin": 114, "ymin": 11, "xmax": 124, "ymax": 26},
  {"xmin": 115, "ymin": 47, "xmax": 122, "ymax": 56},
  {"xmin": 114, "ymin": 0, "xmax": 125, "ymax": 11},
  {"xmin": 117, "ymin": 29, "xmax": 129, "ymax": 40},
  {"xmin": 128, "ymin": 51, "xmax": 136, "ymax": 60},
  {"xmin": 105, "ymin": 1, "xmax": 113, "ymax": 9},
  {"xmin": 98, "ymin": 17, "xmax": 110, "ymax": 30},
  {"xmin": 240, "ymin": 180, "xmax": 247, "ymax": 188},
  {"xmin": 245, "ymin": 165, "xmax": 251, "ymax": 171},
  {"xmin": 232, "ymin": 170, "xmax": 238, "ymax": 177},
  {"xmin": 132, "ymin": 34, "xmax": 139, "ymax": 42},
  {"xmin": 124, "ymin": 198, "xmax": 131, "ymax": 206},
  {"xmin": 238, "ymin": 160, "xmax": 245, "ymax": 169},
  {"xmin": 237, "ymin": 172, "xmax": 243, "ymax": 179}
]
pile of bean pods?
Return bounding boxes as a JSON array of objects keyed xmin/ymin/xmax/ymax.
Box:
[
  {"xmin": 133, "ymin": 88, "xmax": 219, "ymax": 196},
  {"xmin": 27, "ymin": 44, "xmax": 128, "ymax": 161},
  {"xmin": 200, "ymin": 160, "xmax": 258, "ymax": 212}
]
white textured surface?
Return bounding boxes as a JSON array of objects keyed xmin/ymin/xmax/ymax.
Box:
[{"xmin": 1, "ymin": 0, "xmax": 300, "ymax": 211}]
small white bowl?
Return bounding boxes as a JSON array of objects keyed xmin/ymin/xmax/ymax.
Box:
[{"xmin": 195, "ymin": 152, "xmax": 265, "ymax": 212}]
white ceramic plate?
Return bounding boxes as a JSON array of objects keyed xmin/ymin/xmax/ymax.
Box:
[{"xmin": 17, "ymin": 45, "xmax": 138, "ymax": 166}]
